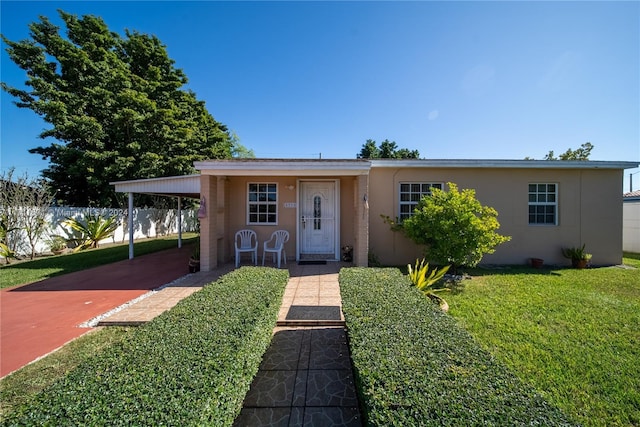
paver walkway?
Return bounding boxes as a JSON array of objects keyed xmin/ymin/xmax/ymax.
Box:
[
  {"xmin": 234, "ymin": 262, "xmax": 362, "ymax": 426},
  {"xmin": 2, "ymin": 255, "xmax": 362, "ymax": 425}
]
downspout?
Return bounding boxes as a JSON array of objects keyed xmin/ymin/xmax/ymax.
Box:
[
  {"xmin": 579, "ymin": 171, "xmax": 583, "ymax": 245},
  {"xmin": 128, "ymin": 192, "xmax": 134, "ymax": 259}
]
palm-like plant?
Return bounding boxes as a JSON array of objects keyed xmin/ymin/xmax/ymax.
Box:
[
  {"xmin": 63, "ymin": 214, "xmax": 120, "ymax": 251},
  {"xmin": 408, "ymin": 258, "xmax": 451, "ymax": 310}
]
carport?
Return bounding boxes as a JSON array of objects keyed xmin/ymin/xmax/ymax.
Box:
[{"xmin": 110, "ymin": 175, "xmax": 201, "ymax": 259}]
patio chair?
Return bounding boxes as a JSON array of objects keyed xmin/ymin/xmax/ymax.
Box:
[
  {"xmin": 262, "ymin": 230, "xmax": 289, "ymax": 268},
  {"xmin": 235, "ymin": 229, "xmax": 258, "ymax": 268}
]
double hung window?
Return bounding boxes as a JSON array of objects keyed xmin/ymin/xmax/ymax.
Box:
[
  {"xmin": 528, "ymin": 183, "xmax": 557, "ymax": 225},
  {"xmin": 399, "ymin": 182, "xmax": 443, "ymax": 221},
  {"xmin": 248, "ymin": 183, "xmax": 277, "ymax": 224}
]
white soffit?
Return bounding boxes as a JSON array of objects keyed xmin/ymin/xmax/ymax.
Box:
[
  {"xmin": 194, "ymin": 159, "xmax": 371, "ymax": 176},
  {"xmin": 110, "ymin": 175, "xmax": 200, "ymax": 197}
]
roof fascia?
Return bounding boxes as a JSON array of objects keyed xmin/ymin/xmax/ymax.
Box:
[
  {"xmin": 194, "ymin": 160, "xmax": 371, "ymax": 176},
  {"xmin": 369, "ymin": 159, "xmax": 640, "ymax": 170},
  {"xmin": 110, "ymin": 175, "xmax": 200, "ymax": 198}
]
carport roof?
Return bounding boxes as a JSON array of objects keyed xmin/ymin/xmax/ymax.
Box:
[{"xmin": 110, "ymin": 175, "xmax": 200, "ymax": 198}]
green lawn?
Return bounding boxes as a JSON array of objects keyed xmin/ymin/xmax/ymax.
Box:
[
  {"xmin": 0, "ymin": 234, "xmax": 197, "ymax": 289},
  {"xmin": 0, "ymin": 327, "xmax": 134, "ymax": 418},
  {"xmin": 447, "ymin": 257, "xmax": 640, "ymax": 427}
]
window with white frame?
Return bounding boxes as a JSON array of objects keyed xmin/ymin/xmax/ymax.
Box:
[
  {"xmin": 248, "ymin": 183, "xmax": 277, "ymax": 224},
  {"xmin": 528, "ymin": 183, "xmax": 557, "ymax": 225},
  {"xmin": 399, "ymin": 182, "xmax": 443, "ymax": 221}
]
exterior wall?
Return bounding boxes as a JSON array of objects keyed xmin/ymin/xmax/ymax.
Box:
[
  {"xmin": 623, "ymin": 200, "xmax": 640, "ymax": 253},
  {"xmin": 205, "ymin": 176, "xmax": 357, "ymax": 266},
  {"xmin": 368, "ymin": 167, "xmax": 625, "ymax": 266},
  {"xmin": 199, "ymin": 175, "xmax": 217, "ymax": 271}
]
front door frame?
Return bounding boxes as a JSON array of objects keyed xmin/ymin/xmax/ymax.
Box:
[{"xmin": 296, "ymin": 179, "xmax": 340, "ymax": 261}]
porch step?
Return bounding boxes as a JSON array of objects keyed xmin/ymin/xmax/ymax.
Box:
[
  {"xmin": 276, "ymin": 319, "xmax": 345, "ymax": 327},
  {"xmin": 278, "ymin": 305, "xmax": 345, "ymax": 327}
]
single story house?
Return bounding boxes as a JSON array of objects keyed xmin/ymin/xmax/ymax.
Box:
[
  {"xmin": 112, "ymin": 158, "xmax": 639, "ymax": 270},
  {"xmin": 623, "ymin": 190, "xmax": 640, "ymax": 253}
]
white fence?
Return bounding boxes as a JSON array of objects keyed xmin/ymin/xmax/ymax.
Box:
[{"xmin": 6, "ymin": 206, "xmax": 198, "ymax": 257}]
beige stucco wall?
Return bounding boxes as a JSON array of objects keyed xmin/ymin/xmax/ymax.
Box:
[
  {"xmin": 199, "ymin": 175, "xmax": 357, "ymax": 268},
  {"xmin": 623, "ymin": 200, "xmax": 640, "ymax": 253},
  {"xmin": 368, "ymin": 167, "xmax": 625, "ymax": 266}
]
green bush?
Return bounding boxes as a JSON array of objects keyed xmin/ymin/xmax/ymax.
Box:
[
  {"xmin": 339, "ymin": 267, "xmax": 574, "ymax": 426},
  {"xmin": 3, "ymin": 267, "xmax": 288, "ymax": 426},
  {"xmin": 392, "ymin": 182, "xmax": 511, "ymax": 269}
]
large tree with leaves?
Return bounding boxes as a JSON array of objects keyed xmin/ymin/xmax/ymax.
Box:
[
  {"xmin": 357, "ymin": 139, "xmax": 420, "ymax": 159},
  {"xmin": 544, "ymin": 142, "xmax": 594, "ymax": 161},
  {"xmin": 2, "ymin": 10, "xmax": 234, "ymax": 207}
]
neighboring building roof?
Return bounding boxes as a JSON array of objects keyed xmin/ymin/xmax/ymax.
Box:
[{"xmin": 624, "ymin": 190, "xmax": 640, "ymax": 201}]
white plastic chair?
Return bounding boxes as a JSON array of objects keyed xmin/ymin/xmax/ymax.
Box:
[
  {"xmin": 235, "ymin": 229, "xmax": 258, "ymax": 268},
  {"xmin": 262, "ymin": 230, "xmax": 289, "ymax": 268}
]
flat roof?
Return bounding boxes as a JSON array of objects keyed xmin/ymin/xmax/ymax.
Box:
[
  {"xmin": 110, "ymin": 175, "xmax": 200, "ymax": 198},
  {"xmin": 369, "ymin": 159, "xmax": 639, "ymax": 169},
  {"xmin": 110, "ymin": 159, "xmax": 639, "ymax": 197},
  {"xmin": 194, "ymin": 159, "xmax": 371, "ymax": 176}
]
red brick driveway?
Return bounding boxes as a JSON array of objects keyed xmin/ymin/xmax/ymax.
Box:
[{"xmin": 0, "ymin": 247, "xmax": 192, "ymax": 378}]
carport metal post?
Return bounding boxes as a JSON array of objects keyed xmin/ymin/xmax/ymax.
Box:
[
  {"xmin": 177, "ymin": 196, "xmax": 182, "ymax": 248},
  {"xmin": 128, "ymin": 192, "xmax": 134, "ymax": 259}
]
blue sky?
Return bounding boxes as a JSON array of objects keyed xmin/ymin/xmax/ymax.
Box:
[{"xmin": 1, "ymin": 1, "xmax": 639, "ymax": 191}]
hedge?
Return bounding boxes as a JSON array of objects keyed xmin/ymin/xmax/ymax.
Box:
[
  {"xmin": 339, "ymin": 267, "xmax": 575, "ymax": 426},
  {"xmin": 3, "ymin": 267, "xmax": 288, "ymax": 426}
]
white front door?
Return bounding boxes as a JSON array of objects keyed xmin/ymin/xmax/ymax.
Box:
[{"xmin": 299, "ymin": 181, "xmax": 337, "ymax": 259}]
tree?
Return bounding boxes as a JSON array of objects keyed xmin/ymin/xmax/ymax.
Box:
[
  {"xmin": 357, "ymin": 139, "xmax": 419, "ymax": 159},
  {"xmin": 2, "ymin": 11, "xmax": 234, "ymax": 207},
  {"xmin": 0, "ymin": 168, "xmax": 54, "ymax": 259},
  {"xmin": 357, "ymin": 139, "xmax": 380, "ymax": 159},
  {"xmin": 230, "ymin": 132, "xmax": 256, "ymax": 158},
  {"xmin": 536, "ymin": 142, "xmax": 594, "ymax": 161},
  {"xmin": 389, "ymin": 183, "xmax": 511, "ymax": 270}
]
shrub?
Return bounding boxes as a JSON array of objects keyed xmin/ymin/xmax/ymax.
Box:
[
  {"xmin": 4, "ymin": 267, "xmax": 288, "ymax": 426},
  {"xmin": 386, "ymin": 182, "xmax": 511, "ymax": 269},
  {"xmin": 339, "ymin": 267, "xmax": 574, "ymax": 426},
  {"xmin": 63, "ymin": 214, "xmax": 120, "ymax": 251}
]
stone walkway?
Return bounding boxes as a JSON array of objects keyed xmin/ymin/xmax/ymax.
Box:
[{"xmin": 95, "ymin": 266, "xmax": 234, "ymax": 326}]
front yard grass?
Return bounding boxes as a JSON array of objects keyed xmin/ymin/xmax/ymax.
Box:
[
  {"xmin": 0, "ymin": 234, "xmax": 197, "ymax": 289},
  {"xmin": 0, "ymin": 327, "xmax": 134, "ymax": 418},
  {"xmin": 447, "ymin": 257, "xmax": 640, "ymax": 427},
  {"xmin": 340, "ymin": 267, "xmax": 573, "ymax": 425}
]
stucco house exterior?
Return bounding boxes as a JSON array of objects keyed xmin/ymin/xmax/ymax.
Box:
[{"xmin": 113, "ymin": 158, "xmax": 638, "ymax": 270}]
